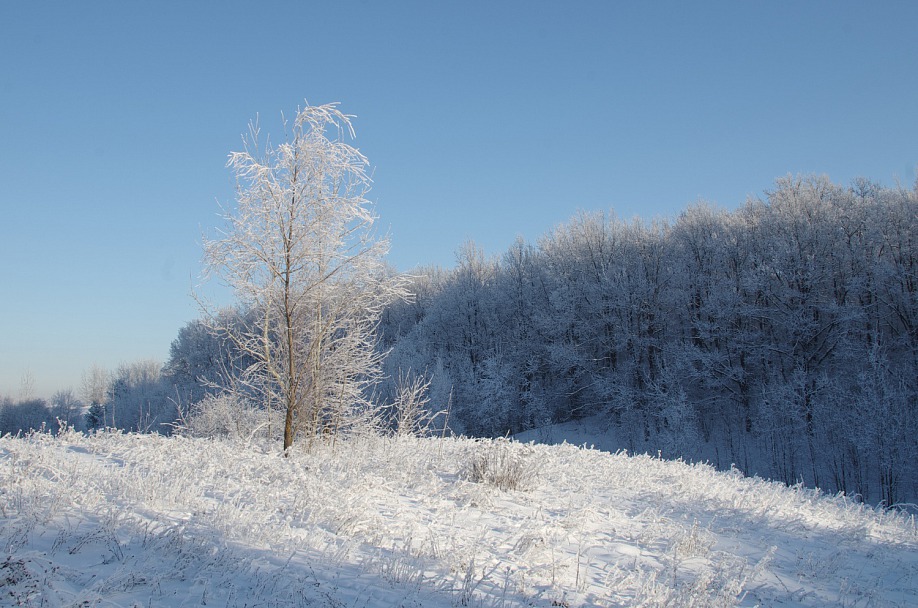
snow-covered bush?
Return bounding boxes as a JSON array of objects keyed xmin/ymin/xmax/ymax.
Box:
[
  {"xmin": 391, "ymin": 370, "xmax": 431, "ymax": 437},
  {"xmin": 386, "ymin": 369, "xmax": 452, "ymax": 438},
  {"xmin": 459, "ymin": 438, "xmax": 535, "ymax": 491},
  {"xmin": 178, "ymin": 393, "xmax": 280, "ymax": 443}
]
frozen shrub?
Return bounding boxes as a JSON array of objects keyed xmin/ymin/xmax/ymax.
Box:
[
  {"xmin": 389, "ymin": 370, "xmax": 450, "ymax": 438},
  {"xmin": 459, "ymin": 438, "xmax": 535, "ymax": 491},
  {"xmin": 179, "ymin": 393, "xmax": 281, "ymax": 442}
]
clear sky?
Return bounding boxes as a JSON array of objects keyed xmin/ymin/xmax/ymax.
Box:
[{"xmin": 1, "ymin": 1, "xmax": 916, "ymax": 399}]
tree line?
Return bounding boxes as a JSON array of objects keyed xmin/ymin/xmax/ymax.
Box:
[{"xmin": 377, "ymin": 175, "xmax": 917, "ymax": 506}]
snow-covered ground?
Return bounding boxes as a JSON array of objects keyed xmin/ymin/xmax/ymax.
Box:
[{"xmin": 1, "ymin": 428, "xmax": 916, "ymax": 607}]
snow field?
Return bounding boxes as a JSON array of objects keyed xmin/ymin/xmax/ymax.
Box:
[{"xmin": 1, "ymin": 429, "xmax": 916, "ymax": 607}]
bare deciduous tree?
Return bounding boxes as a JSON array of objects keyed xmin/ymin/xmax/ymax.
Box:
[{"xmin": 202, "ymin": 102, "xmax": 408, "ymax": 453}]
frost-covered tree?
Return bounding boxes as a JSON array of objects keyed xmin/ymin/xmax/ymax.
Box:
[
  {"xmin": 49, "ymin": 389, "xmax": 83, "ymax": 430},
  {"xmin": 163, "ymin": 311, "xmax": 254, "ymax": 408},
  {"xmin": 106, "ymin": 359, "xmax": 171, "ymax": 433},
  {"xmin": 202, "ymin": 102, "xmax": 408, "ymax": 453},
  {"xmin": 84, "ymin": 403, "xmax": 105, "ymax": 432},
  {"xmin": 81, "ymin": 364, "xmax": 111, "ymax": 429}
]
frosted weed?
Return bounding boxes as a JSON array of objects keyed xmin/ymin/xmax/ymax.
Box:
[{"xmin": 459, "ymin": 438, "xmax": 536, "ymax": 492}]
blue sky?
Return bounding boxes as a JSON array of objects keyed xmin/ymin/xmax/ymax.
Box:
[{"xmin": 2, "ymin": 1, "xmax": 916, "ymax": 399}]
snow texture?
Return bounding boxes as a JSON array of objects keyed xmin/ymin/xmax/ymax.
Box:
[{"xmin": 1, "ymin": 428, "xmax": 916, "ymax": 607}]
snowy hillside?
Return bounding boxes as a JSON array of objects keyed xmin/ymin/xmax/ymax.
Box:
[{"xmin": 2, "ymin": 429, "xmax": 916, "ymax": 607}]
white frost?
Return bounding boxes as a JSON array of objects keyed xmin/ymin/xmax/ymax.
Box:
[{"xmin": 1, "ymin": 429, "xmax": 916, "ymax": 607}]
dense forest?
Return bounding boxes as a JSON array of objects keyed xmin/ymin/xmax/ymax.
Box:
[
  {"xmin": 3, "ymin": 175, "xmax": 916, "ymax": 506},
  {"xmin": 375, "ymin": 175, "xmax": 918, "ymax": 506}
]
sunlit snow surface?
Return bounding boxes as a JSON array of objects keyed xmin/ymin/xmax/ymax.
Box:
[{"xmin": 1, "ymin": 429, "xmax": 916, "ymax": 607}]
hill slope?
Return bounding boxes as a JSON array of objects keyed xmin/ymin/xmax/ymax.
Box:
[{"xmin": 1, "ymin": 429, "xmax": 916, "ymax": 607}]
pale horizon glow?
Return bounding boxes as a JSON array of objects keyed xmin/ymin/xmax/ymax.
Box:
[{"xmin": 1, "ymin": 1, "xmax": 916, "ymax": 398}]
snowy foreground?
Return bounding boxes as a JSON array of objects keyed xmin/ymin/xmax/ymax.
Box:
[{"xmin": 2, "ymin": 430, "xmax": 916, "ymax": 607}]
